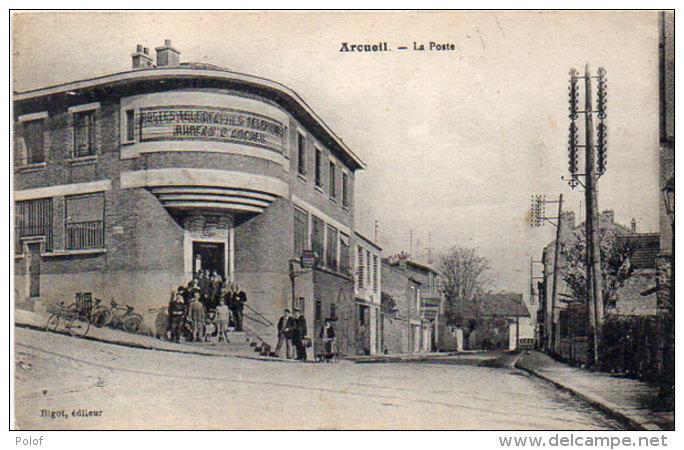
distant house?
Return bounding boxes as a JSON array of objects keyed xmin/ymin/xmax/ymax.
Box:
[
  {"xmin": 380, "ymin": 254, "xmax": 443, "ymax": 354},
  {"xmin": 459, "ymin": 292, "xmax": 531, "ymax": 351},
  {"xmin": 607, "ymin": 233, "xmax": 660, "ymax": 316}
]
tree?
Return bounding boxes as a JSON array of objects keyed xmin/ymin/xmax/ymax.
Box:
[
  {"xmin": 562, "ymin": 227, "xmax": 636, "ymax": 311},
  {"xmin": 439, "ymin": 246, "xmax": 491, "ymax": 326}
]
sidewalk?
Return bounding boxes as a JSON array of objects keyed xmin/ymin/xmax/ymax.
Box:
[
  {"xmin": 515, "ymin": 351, "xmax": 674, "ymax": 431},
  {"xmin": 13, "ymin": 309, "xmax": 280, "ymax": 361}
]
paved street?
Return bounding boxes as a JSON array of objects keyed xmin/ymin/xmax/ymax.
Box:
[{"xmin": 14, "ymin": 327, "xmax": 624, "ymax": 430}]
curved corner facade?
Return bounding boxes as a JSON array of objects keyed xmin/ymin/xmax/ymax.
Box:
[{"xmin": 13, "ymin": 63, "xmax": 364, "ymax": 354}]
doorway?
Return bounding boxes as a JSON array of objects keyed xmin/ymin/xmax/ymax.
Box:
[
  {"xmin": 27, "ymin": 243, "xmax": 41, "ymax": 298},
  {"xmin": 192, "ymin": 241, "xmax": 225, "ymax": 277}
]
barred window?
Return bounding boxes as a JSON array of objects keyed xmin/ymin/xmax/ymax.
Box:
[
  {"xmin": 339, "ymin": 233, "xmax": 351, "ymax": 276},
  {"xmin": 74, "ymin": 110, "xmax": 96, "ymax": 157},
  {"xmin": 294, "ymin": 207, "xmax": 309, "ymax": 258},
  {"xmin": 326, "ymin": 225, "xmax": 338, "ymax": 270},
  {"xmin": 23, "ymin": 119, "xmax": 45, "ymax": 165},
  {"xmin": 311, "ymin": 216, "xmax": 324, "ymax": 262},
  {"xmin": 357, "ymin": 246, "xmax": 364, "ymax": 289},
  {"xmin": 65, "ymin": 192, "xmax": 105, "ymax": 249},
  {"xmin": 15, "ymin": 198, "xmax": 52, "ymax": 253}
]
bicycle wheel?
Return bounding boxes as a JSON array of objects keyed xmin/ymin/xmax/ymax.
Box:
[
  {"xmin": 67, "ymin": 316, "xmax": 90, "ymax": 337},
  {"xmin": 91, "ymin": 308, "xmax": 112, "ymax": 328},
  {"xmin": 46, "ymin": 314, "xmax": 61, "ymax": 333},
  {"xmin": 123, "ymin": 314, "xmax": 143, "ymax": 334}
]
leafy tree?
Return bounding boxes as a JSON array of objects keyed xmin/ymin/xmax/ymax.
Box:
[
  {"xmin": 562, "ymin": 227, "xmax": 636, "ymax": 310},
  {"xmin": 439, "ymin": 246, "xmax": 491, "ymax": 326}
]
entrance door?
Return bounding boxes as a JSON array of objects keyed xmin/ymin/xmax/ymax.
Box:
[
  {"xmin": 27, "ymin": 243, "xmax": 41, "ymax": 297},
  {"xmin": 192, "ymin": 242, "xmax": 225, "ymax": 277}
]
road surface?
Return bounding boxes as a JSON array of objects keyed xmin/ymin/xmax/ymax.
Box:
[{"xmin": 14, "ymin": 327, "xmax": 624, "ymax": 430}]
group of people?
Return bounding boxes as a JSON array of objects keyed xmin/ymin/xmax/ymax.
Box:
[
  {"xmin": 274, "ymin": 309, "xmax": 337, "ymax": 362},
  {"xmin": 167, "ymin": 271, "xmax": 248, "ymax": 343}
]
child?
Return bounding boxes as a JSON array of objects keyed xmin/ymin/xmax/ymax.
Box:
[{"xmin": 214, "ymin": 297, "xmax": 231, "ymax": 343}]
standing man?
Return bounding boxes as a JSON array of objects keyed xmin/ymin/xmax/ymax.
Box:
[
  {"xmin": 274, "ymin": 309, "xmax": 294, "ymax": 358},
  {"xmin": 168, "ymin": 291, "xmax": 186, "ymax": 343},
  {"xmin": 232, "ymin": 284, "xmax": 247, "ymax": 331},
  {"xmin": 292, "ymin": 308, "xmax": 308, "ymax": 361},
  {"xmin": 187, "ymin": 292, "xmax": 206, "ymax": 342}
]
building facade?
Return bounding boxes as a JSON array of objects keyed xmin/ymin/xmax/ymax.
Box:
[
  {"xmin": 13, "ymin": 41, "xmax": 365, "ymax": 352},
  {"xmin": 380, "ymin": 255, "xmax": 441, "ymax": 354},
  {"xmin": 353, "ymin": 232, "xmax": 382, "ymax": 355}
]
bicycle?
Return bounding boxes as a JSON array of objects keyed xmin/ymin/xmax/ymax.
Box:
[
  {"xmin": 89, "ymin": 297, "xmax": 111, "ymax": 328},
  {"xmin": 97, "ymin": 299, "xmax": 143, "ymax": 333},
  {"xmin": 45, "ymin": 292, "xmax": 92, "ymax": 338}
]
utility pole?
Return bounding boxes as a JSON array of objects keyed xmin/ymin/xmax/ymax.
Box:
[
  {"xmin": 568, "ymin": 64, "xmax": 608, "ymax": 368},
  {"xmin": 549, "ymin": 194, "xmax": 564, "ymax": 354},
  {"xmin": 530, "ymin": 195, "xmax": 562, "ymax": 353}
]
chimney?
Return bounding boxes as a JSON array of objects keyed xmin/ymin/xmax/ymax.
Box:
[
  {"xmin": 155, "ymin": 39, "xmax": 180, "ymax": 67},
  {"xmin": 631, "ymin": 218, "xmax": 637, "ymax": 233},
  {"xmin": 131, "ymin": 43, "xmax": 154, "ymax": 69}
]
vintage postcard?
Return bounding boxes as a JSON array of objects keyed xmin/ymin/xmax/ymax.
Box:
[{"xmin": 11, "ymin": 10, "xmax": 674, "ymax": 433}]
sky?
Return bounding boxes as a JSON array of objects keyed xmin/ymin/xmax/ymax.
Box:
[{"xmin": 11, "ymin": 11, "xmax": 662, "ymax": 297}]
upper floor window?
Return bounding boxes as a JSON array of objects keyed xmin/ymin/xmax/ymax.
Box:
[
  {"xmin": 297, "ymin": 133, "xmax": 306, "ymax": 176},
  {"xmin": 315, "ymin": 148, "xmax": 323, "ymax": 187},
  {"xmin": 311, "ymin": 215, "xmax": 325, "ymax": 262},
  {"xmin": 373, "ymin": 255, "xmax": 379, "ymax": 293},
  {"xmin": 357, "ymin": 245, "xmax": 364, "ymax": 289},
  {"xmin": 65, "ymin": 192, "xmax": 105, "ymax": 250},
  {"xmin": 125, "ymin": 109, "xmax": 136, "ymax": 142},
  {"xmin": 74, "ymin": 110, "xmax": 96, "ymax": 157},
  {"xmin": 340, "ymin": 233, "xmax": 351, "ymax": 276},
  {"xmin": 293, "ymin": 206, "xmax": 309, "ymax": 258},
  {"xmin": 326, "ymin": 225, "xmax": 338, "ymax": 270},
  {"xmin": 23, "ymin": 119, "xmax": 45, "ymax": 165},
  {"xmin": 329, "ymin": 162, "xmax": 337, "ymax": 198},
  {"xmin": 342, "ymin": 173, "xmax": 349, "ymax": 207},
  {"xmin": 15, "ymin": 197, "xmax": 52, "ymax": 253}
]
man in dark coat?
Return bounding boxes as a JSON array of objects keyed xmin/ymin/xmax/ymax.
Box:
[
  {"xmin": 231, "ymin": 284, "xmax": 247, "ymax": 331},
  {"xmin": 168, "ymin": 291, "xmax": 186, "ymax": 343},
  {"xmin": 292, "ymin": 308, "xmax": 308, "ymax": 361},
  {"xmin": 274, "ymin": 309, "xmax": 294, "ymax": 359}
]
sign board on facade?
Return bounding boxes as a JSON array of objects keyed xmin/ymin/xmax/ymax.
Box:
[
  {"xmin": 138, "ymin": 105, "xmax": 285, "ymax": 153},
  {"xmin": 300, "ymin": 249, "xmax": 318, "ymax": 269}
]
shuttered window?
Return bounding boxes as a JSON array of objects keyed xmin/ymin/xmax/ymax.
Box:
[
  {"xmin": 311, "ymin": 216, "xmax": 325, "ymax": 262},
  {"xmin": 326, "ymin": 225, "xmax": 338, "ymax": 270},
  {"xmin": 339, "ymin": 233, "xmax": 351, "ymax": 276}
]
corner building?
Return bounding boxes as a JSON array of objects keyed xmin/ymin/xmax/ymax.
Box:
[{"xmin": 13, "ymin": 41, "xmax": 365, "ymax": 352}]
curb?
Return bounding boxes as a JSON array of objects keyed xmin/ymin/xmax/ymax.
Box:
[
  {"xmin": 15, "ymin": 322, "xmax": 238, "ymax": 359},
  {"xmin": 514, "ymin": 354, "xmax": 664, "ymax": 431}
]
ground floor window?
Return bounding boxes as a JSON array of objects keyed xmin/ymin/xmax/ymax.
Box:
[
  {"xmin": 65, "ymin": 192, "xmax": 104, "ymax": 249},
  {"xmin": 15, "ymin": 197, "xmax": 52, "ymax": 253}
]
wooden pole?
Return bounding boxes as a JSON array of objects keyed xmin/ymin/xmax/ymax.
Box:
[
  {"xmin": 550, "ymin": 194, "xmax": 564, "ymax": 354},
  {"xmin": 584, "ymin": 64, "xmax": 603, "ymax": 367}
]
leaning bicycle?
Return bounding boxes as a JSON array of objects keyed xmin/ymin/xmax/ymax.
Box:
[{"xmin": 45, "ymin": 292, "xmax": 93, "ymax": 337}]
